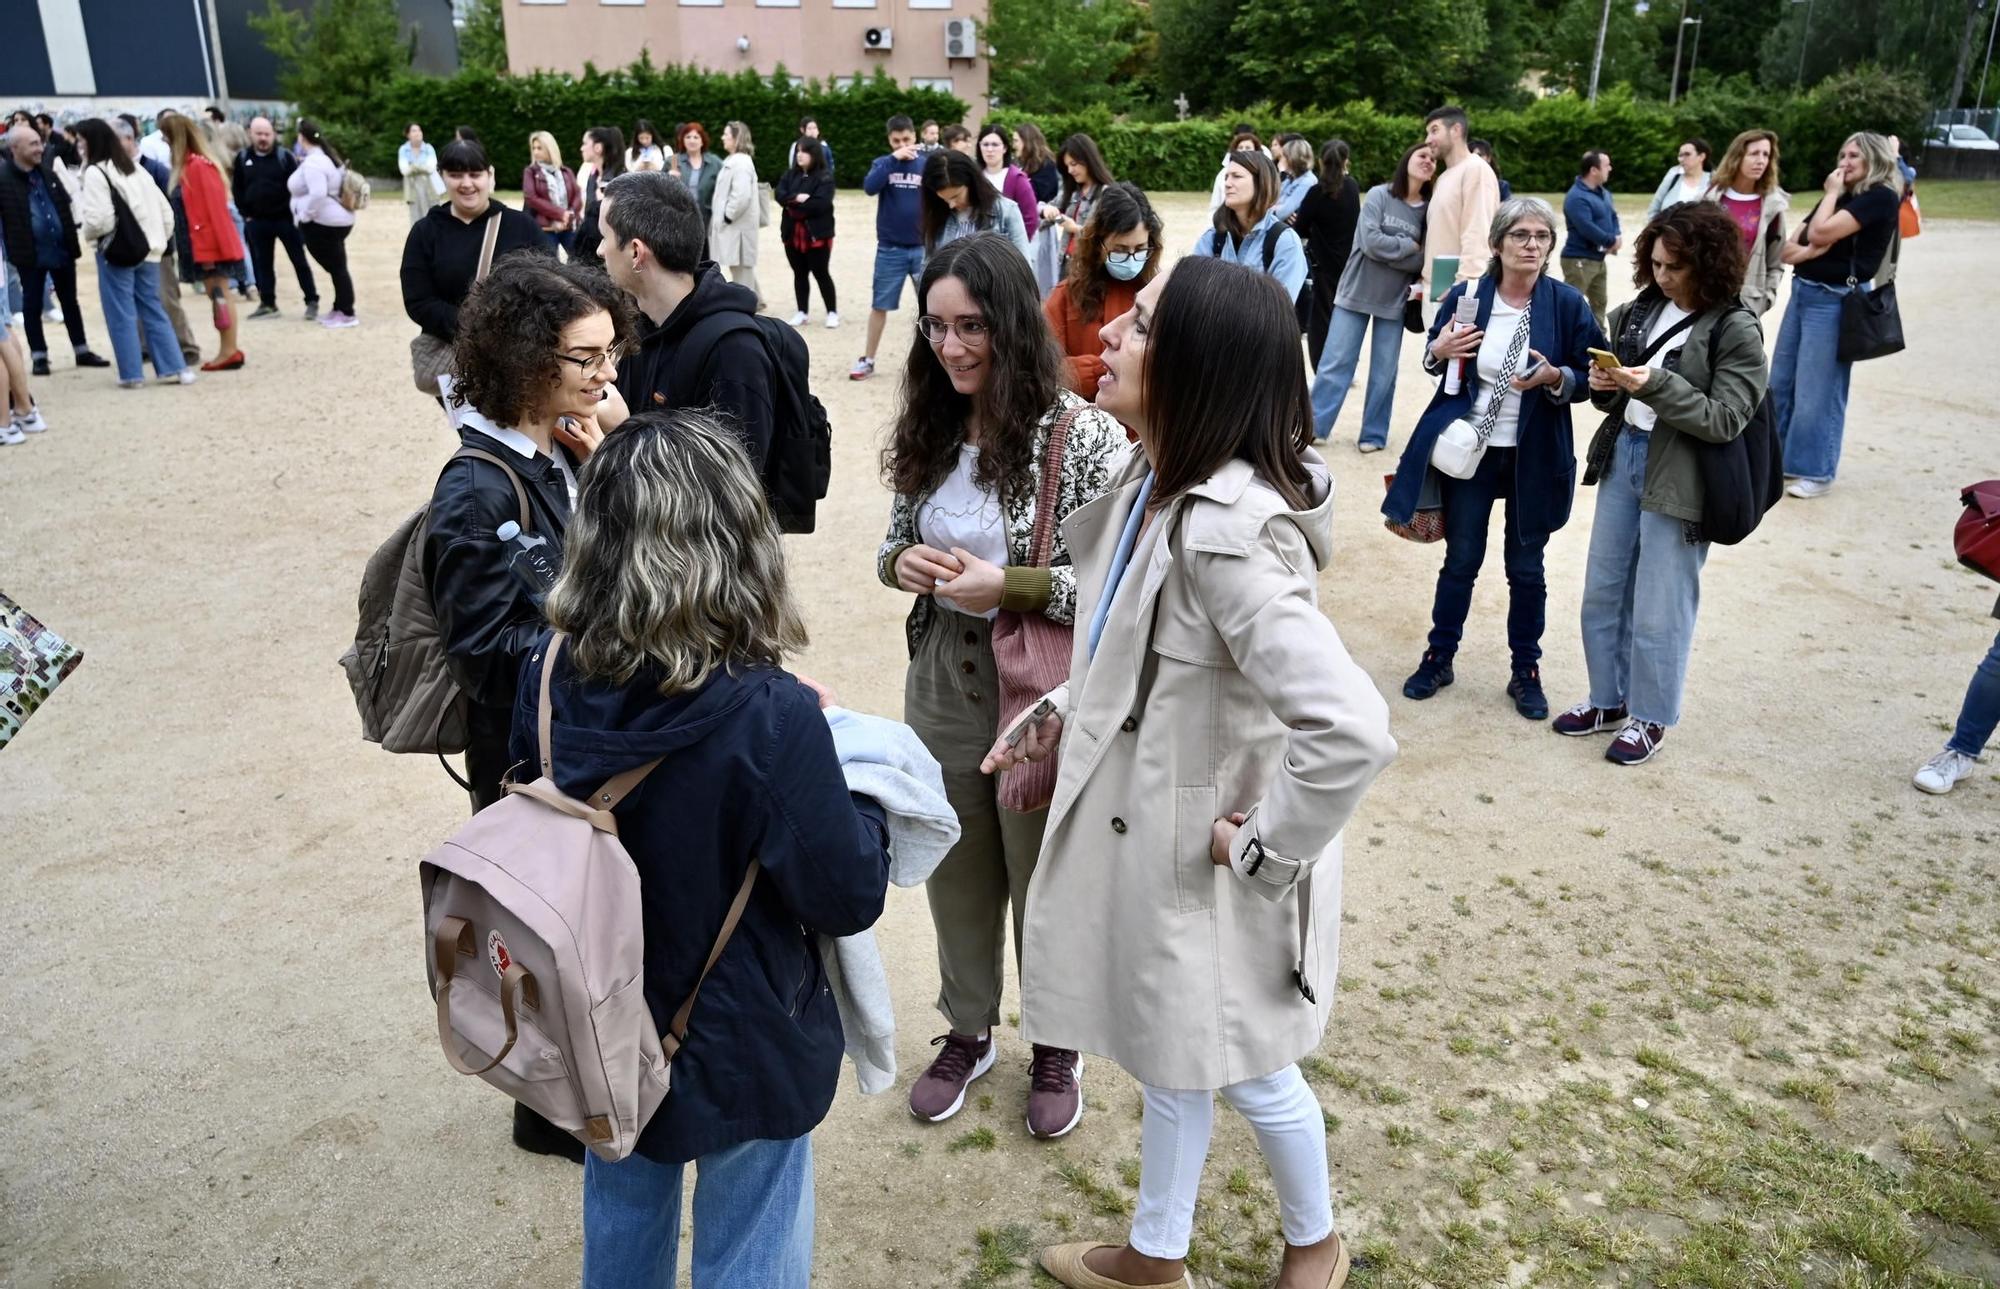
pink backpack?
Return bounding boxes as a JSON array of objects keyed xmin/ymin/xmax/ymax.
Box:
[{"xmin": 419, "ymin": 633, "xmax": 758, "ymax": 1161}]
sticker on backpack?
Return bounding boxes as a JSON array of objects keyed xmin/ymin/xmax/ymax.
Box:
[{"xmin": 488, "ymin": 929, "xmax": 512, "ymax": 978}]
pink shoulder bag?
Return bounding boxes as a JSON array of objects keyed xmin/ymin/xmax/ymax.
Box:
[{"xmin": 990, "ymin": 406, "xmax": 1080, "ymax": 813}]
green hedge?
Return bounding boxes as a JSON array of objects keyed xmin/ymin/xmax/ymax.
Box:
[
  {"xmin": 357, "ymin": 58, "xmax": 965, "ymax": 187},
  {"xmin": 995, "ymin": 68, "xmax": 1929, "ymax": 195}
]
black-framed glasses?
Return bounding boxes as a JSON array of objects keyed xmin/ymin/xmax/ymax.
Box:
[
  {"xmin": 918, "ymin": 316, "xmax": 990, "ymax": 347},
  {"xmin": 1105, "ymin": 249, "xmax": 1150, "ymax": 265},
  {"xmin": 1504, "ymin": 229, "xmax": 1555, "ymax": 246},
  {"xmin": 554, "ymin": 346, "xmax": 625, "ymax": 377}
]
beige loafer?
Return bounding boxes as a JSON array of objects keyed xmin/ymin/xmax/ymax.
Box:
[
  {"xmin": 1038, "ymin": 1243, "xmax": 1190, "ymax": 1289},
  {"xmin": 1324, "ymin": 1232, "xmax": 1352, "ymax": 1288}
]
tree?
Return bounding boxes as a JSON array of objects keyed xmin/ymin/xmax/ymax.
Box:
[
  {"xmin": 1225, "ymin": 0, "xmax": 1492, "ymax": 114},
  {"xmin": 1543, "ymin": 0, "xmax": 1665, "ymax": 98},
  {"xmin": 986, "ymin": 0, "xmax": 1154, "ymax": 115},
  {"xmin": 252, "ymin": 0, "xmax": 409, "ymax": 144},
  {"xmin": 1153, "ymin": 0, "xmax": 1247, "ymax": 114},
  {"xmin": 457, "ymin": 0, "xmax": 508, "ymax": 76}
]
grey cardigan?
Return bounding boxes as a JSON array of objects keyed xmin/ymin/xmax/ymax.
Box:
[{"xmin": 1334, "ymin": 185, "xmax": 1428, "ymax": 320}]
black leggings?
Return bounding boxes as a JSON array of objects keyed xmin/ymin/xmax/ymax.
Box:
[
  {"xmin": 784, "ymin": 240, "xmax": 836, "ymax": 314},
  {"xmin": 298, "ymin": 223, "xmax": 355, "ymax": 315}
]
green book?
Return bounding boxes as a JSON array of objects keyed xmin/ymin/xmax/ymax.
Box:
[{"xmin": 1430, "ymin": 256, "xmax": 1460, "ymax": 299}]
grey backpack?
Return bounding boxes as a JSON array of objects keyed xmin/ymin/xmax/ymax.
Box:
[{"xmin": 338, "ymin": 448, "xmax": 528, "ymax": 783}]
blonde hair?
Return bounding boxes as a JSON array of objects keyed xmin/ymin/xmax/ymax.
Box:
[
  {"xmin": 529, "ymin": 130, "xmax": 564, "ymax": 170},
  {"xmin": 161, "ymin": 114, "xmax": 215, "ymax": 187},
  {"xmin": 1842, "ymin": 131, "xmax": 1905, "ymax": 199},
  {"xmin": 1711, "ymin": 128, "xmax": 1781, "ymax": 197},
  {"xmin": 1279, "ymin": 136, "xmax": 1314, "ymax": 178},
  {"xmin": 545, "ymin": 409, "xmax": 807, "ymax": 696},
  {"xmin": 726, "ymin": 120, "xmax": 754, "ymax": 157}
]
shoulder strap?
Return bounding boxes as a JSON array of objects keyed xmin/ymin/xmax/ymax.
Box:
[
  {"xmin": 475, "ymin": 211, "xmax": 502, "ymax": 281},
  {"xmin": 1210, "ymin": 227, "xmax": 1225, "ymax": 257},
  {"xmin": 1262, "ymin": 225, "xmax": 1279, "ymax": 273},
  {"xmin": 671, "ymin": 310, "xmax": 766, "ymax": 399},
  {"xmin": 451, "ymin": 447, "xmax": 532, "ymax": 533},
  {"xmin": 1026, "ymin": 405, "xmax": 1082, "ymax": 569},
  {"xmin": 534, "ymin": 632, "xmax": 664, "ymax": 802},
  {"xmin": 1636, "ymin": 309, "xmax": 1700, "ymax": 365},
  {"xmin": 661, "ymin": 860, "xmax": 762, "ymax": 1060}
]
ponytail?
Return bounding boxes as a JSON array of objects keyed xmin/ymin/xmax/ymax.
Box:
[{"xmin": 297, "ymin": 118, "xmax": 344, "ymax": 167}]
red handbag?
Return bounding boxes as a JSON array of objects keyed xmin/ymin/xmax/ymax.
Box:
[
  {"xmin": 1955, "ymin": 480, "xmax": 2000, "ymax": 583},
  {"xmin": 990, "ymin": 407, "xmax": 1081, "ymax": 813}
]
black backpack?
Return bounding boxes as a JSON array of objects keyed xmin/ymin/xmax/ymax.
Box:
[
  {"xmin": 669, "ymin": 312, "xmax": 832, "ymax": 534},
  {"xmin": 97, "ymin": 165, "xmax": 151, "ymax": 269},
  {"xmin": 1694, "ymin": 307, "xmax": 1783, "ymax": 546},
  {"xmin": 1211, "ymin": 225, "xmax": 1305, "ymax": 328}
]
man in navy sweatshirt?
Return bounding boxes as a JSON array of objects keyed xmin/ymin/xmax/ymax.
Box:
[
  {"xmin": 1560, "ymin": 149, "xmax": 1620, "ymax": 334},
  {"xmin": 849, "ymin": 115, "xmax": 926, "ymax": 381}
]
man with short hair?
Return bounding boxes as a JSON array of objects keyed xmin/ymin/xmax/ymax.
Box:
[
  {"xmin": 601, "ymin": 171, "xmax": 776, "ymax": 473},
  {"xmin": 31, "ymin": 113, "xmax": 78, "ymax": 167},
  {"xmin": 233, "ymin": 116, "xmax": 319, "ymax": 320},
  {"xmin": 0, "ymin": 124, "xmax": 108, "ymax": 375},
  {"xmin": 138, "ymin": 111, "xmax": 174, "ymax": 168},
  {"xmin": 114, "ymin": 117, "xmax": 203, "ymax": 368},
  {"xmin": 1421, "ymin": 105, "xmax": 1502, "ymax": 289},
  {"xmin": 918, "ymin": 119, "xmax": 942, "ymax": 154},
  {"xmin": 1560, "ymin": 149, "xmax": 1621, "ymax": 333},
  {"xmin": 849, "ymin": 114, "xmax": 926, "ymax": 381}
]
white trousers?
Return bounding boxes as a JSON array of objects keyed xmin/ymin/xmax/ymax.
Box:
[{"xmin": 1131, "ymin": 1064, "xmax": 1332, "ymax": 1259}]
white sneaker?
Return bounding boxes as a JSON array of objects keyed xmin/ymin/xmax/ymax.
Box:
[
  {"xmin": 176, "ymin": 369, "xmax": 199, "ymax": 385},
  {"xmin": 1913, "ymin": 747, "xmax": 1978, "ymax": 795},
  {"xmin": 788, "ymin": 310, "xmax": 808, "ymax": 326},
  {"xmin": 825, "ymin": 311, "xmax": 840, "ymax": 329},
  {"xmin": 16, "ymin": 403, "xmax": 47, "ymax": 433},
  {"xmin": 848, "ymin": 355, "xmax": 875, "ymax": 381},
  {"xmin": 0, "ymin": 421, "xmax": 24, "ymax": 446},
  {"xmin": 1786, "ymin": 478, "xmax": 1832, "ymax": 499}
]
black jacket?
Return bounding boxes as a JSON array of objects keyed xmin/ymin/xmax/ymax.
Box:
[
  {"xmin": 422, "ymin": 426, "xmax": 579, "ymax": 713},
  {"xmin": 400, "ymin": 200, "xmax": 548, "ymax": 341},
  {"xmin": 1295, "ymin": 174, "xmax": 1360, "ymax": 288},
  {"xmin": 232, "ymin": 145, "xmax": 298, "ymax": 221},
  {"xmin": 0, "ymin": 155, "xmax": 80, "ymax": 271},
  {"xmin": 615, "ymin": 264, "xmax": 776, "ymax": 472},
  {"xmin": 775, "ymin": 169, "xmax": 835, "ymax": 242},
  {"xmin": 510, "ymin": 640, "xmax": 891, "ymax": 1163}
]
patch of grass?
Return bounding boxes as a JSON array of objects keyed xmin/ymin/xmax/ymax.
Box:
[
  {"xmin": 1053, "ymin": 1157, "xmax": 1133, "ymax": 1218},
  {"xmin": 948, "ymin": 1126, "xmax": 998, "ymax": 1153},
  {"xmin": 1912, "ymin": 179, "xmax": 2000, "ymax": 221},
  {"xmin": 961, "ymin": 1223, "xmax": 1033, "ymax": 1289},
  {"xmin": 898, "ymin": 1140, "xmax": 922, "ymax": 1159}
]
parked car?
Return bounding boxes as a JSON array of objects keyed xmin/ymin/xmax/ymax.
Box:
[{"xmin": 1927, "ymin": 124, "xmax": 1999, "ymax": 151}]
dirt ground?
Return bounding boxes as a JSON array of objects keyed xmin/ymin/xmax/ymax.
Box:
[{"xmin": 2, "ymin": 189, "xmax": 1996, "ymax": 1289}]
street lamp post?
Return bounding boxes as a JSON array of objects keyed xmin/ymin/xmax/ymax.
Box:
[
  {"xmin": 1588, "ymin": 0, "xmax": 1612, "ymax": 103},
  {"xmin": 1794, "ymin": 0, "xmax": 1816, "ymax": 89},
  {"xmin": 1669, "ymin": 0, "xmax": 1698, "ymax": 104}
]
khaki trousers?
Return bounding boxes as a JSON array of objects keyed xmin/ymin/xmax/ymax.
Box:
[
  {"xmin": 1561, "ymin": 256, "xmax": 1608, "ymax": 334},
  {"xmin": 156, "ymin": 249, "xmax": 203, "ymax": 365},
  {"xmin": 904, "ymin": 609, "xmax": 1048, "ymax": 1034}
]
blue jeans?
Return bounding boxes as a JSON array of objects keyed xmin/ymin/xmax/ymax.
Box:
[
  {"xmin": 1769, "ymin": 277, "xmax": 1852, "ymax": 484},
  {"xmin": 97, "ymin": 253, "xmax": 185, "ymax": 382},
  {"xmin": 582, "ymin": 1135, "xmax": 814, "ymax": 1289},
  {"xmin": 226, "ymin": 202, "xmax": 250, "ymax": 290},
  {"xmin": 1947, "ymin": 628, "xmax": 2000, "ymax": 758},
  {"xmin": 1429, "ymin": 446, "xmax": 1549, "ymax": 667},
  {"xmin": 1311, "ymin": 305, "xmax": 1402, "ymax": 447},
  {"xmin": 541, "ymin": 228, "xmax": 576, "ymax": 258},
  {"xmin": 870, "ymin": 243, "xmax": 926, "ymax": 312},
  {"xmin": 1580, "ymin": 429, "xmax": 1710, "ymax": 726}
]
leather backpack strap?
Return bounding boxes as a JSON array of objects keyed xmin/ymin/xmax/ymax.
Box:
[
  {"xmin": 536, "ymin": 632, "xmax": 565, "ymax": 779},
  {"xmin": 661, "ymin": 861, "xmax": 763, "ymax": 1060},
  {"xmin": 452, "ymin": 447, "xmax": 532, "ymax": 532},
  {"xmin": 476, "ymin": 212, "xmax": 502, "ymax": 281},
  {"xmin": 1027, "ymin": 406, "xmax": 1080, "ymax": 569}
]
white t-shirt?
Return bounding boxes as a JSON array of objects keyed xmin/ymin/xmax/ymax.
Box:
[
  {"xmin": 916, "ymin": 444, "xmax": 1010, "ymax": 620},
  {"xmin": 1626, "ymin": 301, "xmax": 1693, "ymax": 433},
  {"xmin": 1676, "ymin": 176, "xmax": 1709, "ymax": 206},
  {"xmin": 1473, "ymin": 297, "xmax": 1534, "ymax": 448},
  {"xmin": 983, "ymin": 167, "xmax": 1006, "ymax": 190}
]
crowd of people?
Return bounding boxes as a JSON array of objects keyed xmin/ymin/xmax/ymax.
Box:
[{"xmin": 11, "ymin": 93, "xmax": 1991, "ymax": 1289}]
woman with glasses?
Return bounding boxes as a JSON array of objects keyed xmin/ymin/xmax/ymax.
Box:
[
  {"xmin": 1385, "ymin": 197, "xmax": 1604, "ymax": 723},
  {"xmin": 1646, "ymin": 137, "xmax": 1712, "ymax": 220},
  {"xmin": 876, "ymin": 232, "xmax": 1127, "ymax": 1142},
  {"xmin": 1043, "ymin": 181, "xmax": 1160, "ymax": 406}
]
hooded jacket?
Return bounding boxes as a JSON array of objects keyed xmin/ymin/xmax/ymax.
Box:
[
  {"xmin": 614, "ymin": 264, "xmax": 776, "ymax": 473},
  {"xmin": 507, "ymin": 639, "xmax": 892, "ymax": 1162}
]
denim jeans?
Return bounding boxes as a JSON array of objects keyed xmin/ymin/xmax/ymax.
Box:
[
  {"xmin": 96, "ymin": 254, "xmax": 186, "ymax": 382},
  {"xmin": 1429, "ymin": 446, "xmax": 1550, "ymax": 668},
  {"xmin": 1580, "ymin": 428, "xmax": 1709, "ymax": 726},
  {"xmin": 1947, "ymin": 628, "xmax": 2000, "ymax": 758},
  {"xmin": 1311, "ymin": 305, "xmax": 1402, "ymax": 448},
  {"xmin": 1769, "ymin": 277, "xmax": 1852, "ymax": 484},
  {"xmin": 582, "ymin": 1135, "xmax": 814, "ymax": 1289},
  {"xmin": 226, "ymin": 202, "xmax": 250, "ymax": 289}
]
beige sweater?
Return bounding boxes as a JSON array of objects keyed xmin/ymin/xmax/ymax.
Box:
[{"xmin": 1424, "ymin": 151, "xmax": 1501, "ymax": 290}]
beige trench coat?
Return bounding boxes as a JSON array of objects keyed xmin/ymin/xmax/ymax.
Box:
[
  {"xmin": 710, "ymin": 152, "xmax": 760, "ymax": 269},
  {"xmin": 1019, "ymin": 452, "xmax": 1396, "ymax": 1091}
]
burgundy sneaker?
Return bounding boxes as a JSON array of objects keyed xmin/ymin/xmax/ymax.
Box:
[
  {"xmin": 1606, "ymin": 719, "xmax": 1666, "ymax": 765},
  {"xmin": 1025, "ymin": 1045, "xmax": 1084, "ymax": 1140},
  {"xmin": 909, "ymin": 1031, "xmax": 994, "ymax": 1122},
  {"xmin": 1553, "ymin": 701, "xmax": 1628, "ymax": 736}
]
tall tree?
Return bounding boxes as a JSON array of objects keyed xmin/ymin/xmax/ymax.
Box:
[
  {"xmin": 1225, "ymin": 0, "xmax": 1492, "ymax": 114},
  {"xmin": 1543, "ymin": 0, "xmax": 1665, "ymax": 97},
  {"xmin": 986, "ymin": 0, "xmax": 1154, "ymax": 115},
  {"xmin": 252, "ymin": 0, "xmax": 408, "ymax": 141},
  {"xmin": 1153, "ymin": 0, "xmax": 1247, "ymax": 114},
  {"xmin": 457, "ymin": 0, "xmax": 508, "ymax": 76}
]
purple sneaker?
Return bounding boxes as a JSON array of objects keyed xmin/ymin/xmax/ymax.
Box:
[
  {"xmin": 909, "ymin": 1031, "xmax": 994, "ymax": 1122},
  {"xmin": 1026, "ymin": 1045, "xmax": 1084, "ymax": 1140}
]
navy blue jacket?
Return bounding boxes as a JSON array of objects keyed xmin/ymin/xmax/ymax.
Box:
[
  {"xmin": 1384, "ymin": 274, "xmax": 1605, "ymax": 542},
  {"xmin": 510, "ymin": 638, "xmax": 891, "ymax": 1164},
  {"xmin": 1561, "ymin": 178, "xmax": 1620, "ymax": 261}
]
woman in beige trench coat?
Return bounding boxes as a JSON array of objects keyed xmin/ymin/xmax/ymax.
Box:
[
  {"xmin": 986, "ymin": 256, "xmax": 1396, "ymax": 1289},
  {"xmin": 710, "ymin": 121, "xmax": 763, "ymax": 307}
]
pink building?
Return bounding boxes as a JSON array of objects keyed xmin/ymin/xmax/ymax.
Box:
[{"xmin": 502, "ymin": 0, "xmax": 988, "ymax": 108}]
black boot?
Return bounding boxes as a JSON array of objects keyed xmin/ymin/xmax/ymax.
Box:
[
  {"xmin": 1402, "ymin": 650, "xmax": 1455, "ymax": 700},
  {"xmin": 1506, "ymin": 665, "xmax": 1549, "ymax": 720},
  {"xmin": 512, "ymin": 1102, "xmax": 585, "ymax": 1163}
]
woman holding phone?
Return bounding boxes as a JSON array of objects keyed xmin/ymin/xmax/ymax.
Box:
[{"xmin": 988, "ymin": 255, "xmax": 1396, "ymax": 1289}]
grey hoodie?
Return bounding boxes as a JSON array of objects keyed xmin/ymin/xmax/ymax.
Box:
[{"xmin": 1334, "ymin": 183, "xmax": 1428, "ymax": 320}]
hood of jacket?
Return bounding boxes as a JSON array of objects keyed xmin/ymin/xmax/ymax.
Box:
[
  {"xmin": 532, "ymin": 649, "xmax": 770, "ymax": 792},
  {"xmin": 635, "ymin": 262, "xmax": 758, "ymax": 353}
]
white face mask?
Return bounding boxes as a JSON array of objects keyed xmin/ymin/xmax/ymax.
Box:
[{"xmin": 1105, "ymin": 248, "xmax": 1149, "ymax": 281}]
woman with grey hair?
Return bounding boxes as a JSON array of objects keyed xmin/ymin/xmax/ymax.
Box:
[
  {"xmin": 1384, "ymin": 196, "xmax": 1605, "ymax": 722},
  {"xmin": 517, "ymin": 407, "xmax": 893, "ymax": 1287},
  {"xmin": 710, "ymin": 120, "xmax": 763, "ymax": 305}
]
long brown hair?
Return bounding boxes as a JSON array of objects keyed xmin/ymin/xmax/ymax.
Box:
[
  {"xmin": 1067, "ymin": 181, "xmax": 1160, "ymax": 324},
  {"xmin": 1144, "ymin": 257, "xmax": 1312, "ymax": 511},
  {"xmin": 882, "ymin": 233, "xmax": 1066, "ymax": 501},
  {"xmin": 1014, "ymin": 122, "xmax": 1054, "ymax": 173},
  {"xmin": 1057, "ymin": 133, "xmax": 1113, "ymax": 207},
  {"xmin": 1211, "ymin": 149, "xmax": 1280, "ymax": 241},
  {"xmin": 161, "ymin": 113, "xmax": 215, "ymax": 187},
  {"xmin": 1390, "ymin": 142, "xmax": 1436, "ymax": 202},
  {"xmin": 1711, "ymin": 128, "xmax": 1781, "ymax": 197}
]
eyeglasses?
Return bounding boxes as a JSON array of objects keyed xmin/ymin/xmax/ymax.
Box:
[
  {"xmin": 1105, "ymin": 249, "xmax": 1149, "ymax": 265},
  {"xmin": 1504, "ymin": 229, "xmax": 1555, "ymax": 246},
  {"xmin": 554, "ymin": 346, "xmax": 625, "ymax": 377},
  {"xmin": 918, "ymin": 316, "xmax": 990, "ymax": 347}
]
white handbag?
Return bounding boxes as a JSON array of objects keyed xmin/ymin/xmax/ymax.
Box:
[{"xmin": 1430, "ymin": 302, "xmax": 1533, "ymax": 481}]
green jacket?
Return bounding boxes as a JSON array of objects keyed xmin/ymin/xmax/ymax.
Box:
[{"xmin": 1584, "ymin": 290, "xmax": 1768, "ymax": 525}]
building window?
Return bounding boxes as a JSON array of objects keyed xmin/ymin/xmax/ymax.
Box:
[
  {"xmin": 830, "ymin": 75, "xmax": 860, "ymax": 89},
  {"xmin": 756, "ymin": 0, "xmax": 800, "ymax": 7},
  {"xmin": 601, "ymin": 0, "xmax": 643, "ymax": 5},
  {"xmin": 832, "ymin": 0, "xmax": 877, "ymax": 7},
  {"xmin": 520, "ymin": 0, "xmax": 566, "ymax": 5},
  {"xmin": 911, "ymin": 77, "xmax": 954, "ymax": 92},
  {"xmin": 678, "ymin": 0, "xmax": 720, "ymax": 7},
  {"xmin": 907, "ymin": 0, "xmax": 951, "ymax": 8}
]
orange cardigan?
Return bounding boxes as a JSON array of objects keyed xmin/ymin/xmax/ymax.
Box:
[{"xmin": 1044, "ymin": 276, "xmax": 1139, "ymax": 406}]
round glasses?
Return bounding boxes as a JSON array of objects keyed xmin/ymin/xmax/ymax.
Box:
[
  {"xmin": 918, "ymin": 316, "xmax": 990, "ymax": 347},
  {"xmin": 1504, "ymin": 229, "xmax": 1555, "ymax": 246},
  {"xmin": 553, "ymin": 346, "xmax": 626, "ymax": 377}
]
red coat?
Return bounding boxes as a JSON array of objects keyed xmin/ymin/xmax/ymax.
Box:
[
  {"xmin": 522, "ymin": 164, "xmax": 582, "ymax": 230},
  {"xmin": 1044, "ymin": 275, "xmax": 1139, "ymax": 413},
  {"xmin": 180, "ymin": 155, "xmax": 243, "ymax": 264}
]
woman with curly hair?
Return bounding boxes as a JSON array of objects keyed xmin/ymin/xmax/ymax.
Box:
[
  {"xmin": 1555, "ymin": 201, "xmax": 1767, "ymax": 767},
  {"xmin": 1042, "ymin": 181, "xmax": 1159, "ymax": 405},
  {"xmin": 875, "ymin": 232, "xmax": 1127, "ymax": 1140}
]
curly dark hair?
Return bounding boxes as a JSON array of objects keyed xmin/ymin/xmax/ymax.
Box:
[
  {"xmin": 1067, "ymin": 181, "xmax": 1160, "ymax": 324},
  {"xmin": 450, "ymin": 257, "xmax": 637, "ymax": 428},
  {"xmin": 1632, "ymin": 201, "xmax": 1747, "ymax": 314},
  {"xmin": 882, "ymin": 233, "xmax": 1066, "ymax": 502}
]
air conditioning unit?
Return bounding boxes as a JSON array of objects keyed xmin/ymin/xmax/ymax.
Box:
[
  {"xmin": 864, "ymin": 26, "xmax": 893, "ymax": 52},
  {"xmin": 944, "ymin": 18, "xmax": 977, "ymax": 59}
]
